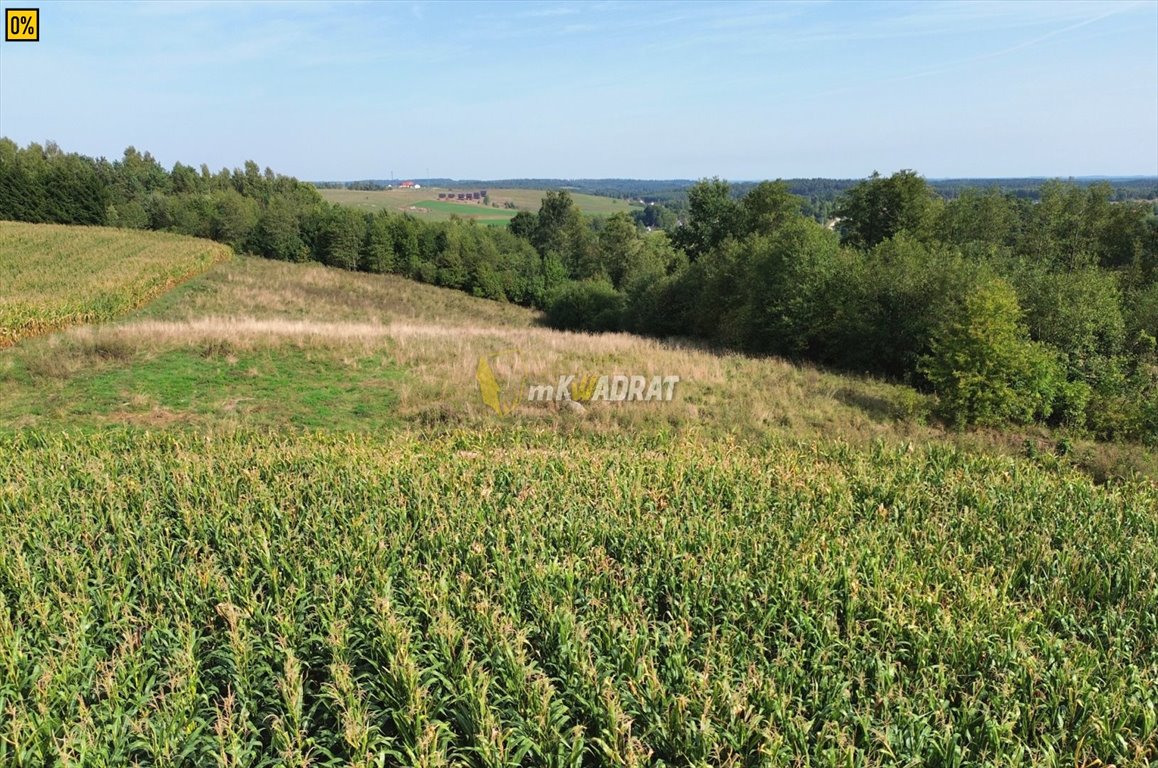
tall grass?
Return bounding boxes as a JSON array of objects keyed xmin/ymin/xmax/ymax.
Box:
[{"xmin": 1, "ymin": 429, "xmax": 1155, "ymax": 765}]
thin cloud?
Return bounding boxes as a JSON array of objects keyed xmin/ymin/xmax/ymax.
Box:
[
  {"xmin": 867, "ymin": 1, "xmax": 1141, "ymax": 88},
  {"xmin": 521, "ymin": 6, "xmax": 581, "ymax": 18}
]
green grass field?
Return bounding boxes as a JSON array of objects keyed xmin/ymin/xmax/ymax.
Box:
[
  {"xmin": 1, "ymin": 223, "xmax": 1157, "ymax": 766},
  {"xmin": 413, "ymin": 199, "xmax": 517, "ymax": 226},
  {"xmin": 318, "ymin": 187, "xmax": 641, "ymax": 221}
]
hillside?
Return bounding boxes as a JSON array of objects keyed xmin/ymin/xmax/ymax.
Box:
[
  {"xmin": 1, "ymin": 223, "xmax": 1156, "ymax": 765},
  {"xmin": 318, "ymin": 186, "xmax": 642, "ymax": 223},
  {"xmin": 1, "ymin": 222, "xmax": 1152, "ymax": 476}
]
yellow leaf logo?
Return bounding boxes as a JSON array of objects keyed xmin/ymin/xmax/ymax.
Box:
[
  {"xmin": 476, "ymin": 350, "xmax": 522, "ymax": 416},
  {"xmin": 570, "ymin": 374, "xmax": 599, "ymax": 403}
]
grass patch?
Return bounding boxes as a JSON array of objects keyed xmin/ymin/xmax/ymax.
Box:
[
  {"xmin": 130, "ymin": 255, "xmax": 540, "ymax": 327},
  {"xmin": 0, "ymin": 343, "xmax": 401, "ymax": 430},
  {"xmin": 5, "ymin": 253, "xmax": 1153, "ymax": 479},
  {"xmin": 412, "ymin": 199, "xmax": 516, "ymax": 225}
]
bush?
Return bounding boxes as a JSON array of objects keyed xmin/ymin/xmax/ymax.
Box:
[
  {"xmin": 920, "ymin": 279, "xmax": 1062, "ymax": 427},
  {"xmin": 735, "ymin": 220, "xmax": 844, "ymax": 357},
  {"xmin": 1051, "ymin": 378, "xmax": 1092, "ymax": 429},
  {"xmin": 837, "ymin": 235, "xmax": 989, "ymax": 378},
  {"xmin": 1014, "ymin": 266, "xmax": 1126, "ymax": 378},
  {"xmin": 622, "ymin": 268, "xmax": 697, "ymax": 339},
  {"xmin": 545, "ymin": 279, "xmax": 625, "ymax": 333},
  {"xmin": 1084, "ymin": 353, "xmax": 1158, "ymax": 443}
]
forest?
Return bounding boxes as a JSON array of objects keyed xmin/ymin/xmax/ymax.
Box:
[{"xmin": 1, "ymin": 138, "xmax": 1155, "ymax": 441}]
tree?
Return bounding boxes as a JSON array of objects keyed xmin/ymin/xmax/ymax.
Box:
[
  {"xmin": 112, "ymin": 146, "xmax": 168, "ymax": 202},
  {"xmin": 735, "ymin": 218, "xmax": 843, "ymax": 356},
  {"xmin": 849, "ymin": 235, "xmax": 989, "ymax": 378},
  {"xmin": 360, "ymin": 211, "xmax": 396, "ymax": 273},
  {"xmin": 919, "ymin": 279, "xmax": 1060, "ymax": 427},
  {"xmin": 633, "ymin": 203, "xmax": 678, "ymax": 231},
  {"xmin": 317, "ymin": 206, "xmax": 366, "ymax": 270},
  {"xmin": 597, "ymin": 212, "xmax": 640, "ymax": 288},
  {"xmin": 740, "ymin": 180, "xmax": 801, "ymax": 237},
  {"xmin": 622, "ymin": 232, "xmax": 677, "ymax": 295},
  {"xmin": 670, "ymin": 178, "xmax": 742, "ymax": 260},
  {"xmin": 209, "ymin": 189, "xmax": 259, "ymax": 251},
  {"xmin": 170, "ymin": 162, "xmax": 201, "ymax": 195},
  {"xmin": 545, "ymin": 279, "xmax": 625, "ymax": 333},
  {"xmin": 387, "ymin": 215, "xmax": 421, "ymax": 276},
  {"xmin": 834, "ymin": 170, "xmax": 941, "ymax": 249},
  {"xmin": 533, "ymin": 190, "xmax": 578, "ymax": 257},
  {"xmin": 42, "ymin": 153, "xmax": 108, "ymax": 225},
  {"xmin": 252, "ymin": 198, "xmax": 308, "ymax": 261},
  {"xmin": 432, "ymin": 221, "xmax": 469, "ymax": 289},
  {"xmin": 1014, "ymin": 266, "xmax": 1126, "ymax": 380},
  {"xmin": 531, "ymin": 190, "xmax": 594, "ymax": 279},
  {"xmin": 938, "ymin": 187, "xmax": 1016, "ymax": 249},
  {"xmin": 508, "ymin": 210, "xmax": 537, "ymax": 240}
]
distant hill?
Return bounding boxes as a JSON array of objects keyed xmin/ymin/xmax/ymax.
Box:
[
  {"xmin": 314, "ymin": 176, "xmax": 1158, "ymax": 204},
  {"xmin": 313, "ymin": 178, "xmax": 697, "ymax": 201}
]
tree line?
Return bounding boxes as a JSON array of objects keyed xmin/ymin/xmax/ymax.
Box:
[
  {"xmin": 546, "ymin": 172, "xmax": 1157, "ymax": 441},
  {"xmin": 1, "ymin": 138, "xmax": 1155, "ymax": 440},
  {"xmin": 0, "ymin": 139, "xmax": 568, "ymax": 306}
]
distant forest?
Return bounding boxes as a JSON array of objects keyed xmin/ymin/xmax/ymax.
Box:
[{"xmin": 2, "ymin": 137, "xmax": 1155, "ymax": 442}]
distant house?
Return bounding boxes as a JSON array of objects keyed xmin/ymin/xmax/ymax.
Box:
[{"xmin": 400, "ymin": 180, "xmax": 416, "ymax": 189}]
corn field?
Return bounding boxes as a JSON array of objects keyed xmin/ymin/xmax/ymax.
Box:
[
  {"xmin": 0, "ymin": 222, "xmax": 230, "ymax": 347},
  {"xmin": 1, "ymin": 428, "xmax": 1155, "ymax": 766}
]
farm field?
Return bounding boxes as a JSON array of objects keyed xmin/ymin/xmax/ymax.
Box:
[
  {"xmin": 410, "ymin": 199, "xmax": 517, "ymax": 226},
  {"xmin": 4, "ymin": 429, "xmax": 1157, "ymax": 766},
  {"xmin": 1, "ymin": 223, "xmax": 1157, "ymax": 766},
  {"xmin": 318, "ymin": 187, "xmax": 641, "ymax": 221},
  {"xmin": 0, "ymin": 222, "xmax": 231, "ymax": 347}
]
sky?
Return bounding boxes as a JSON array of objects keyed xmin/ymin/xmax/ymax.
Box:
[{"xmin": 1, "ymin": 0, "xmax": 1156, "ymax": 181}]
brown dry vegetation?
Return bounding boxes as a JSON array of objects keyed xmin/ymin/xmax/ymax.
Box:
[
  {"xmin": 4, "ymin": 252, "xmax": 1153, "ymax": 479},
  {"xmin": 141, "ymin": 255, "xmax": 538, "ymax": 327}
]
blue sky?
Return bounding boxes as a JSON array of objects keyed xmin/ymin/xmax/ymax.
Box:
[{"xmin": 1, "ymin": 0, "xmax": 1155, "ymax": 180}]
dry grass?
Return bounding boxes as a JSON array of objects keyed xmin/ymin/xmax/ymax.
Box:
[
  {"xmin": 2, "ymin": 250, "xmax": 1154, "ymax": 479},
  {"xmin": 143, "ymin": 255, "xmax": 539, "ymax": 328},
  {"xmin": 89, "ymin": 317, "xmax": 395, "ymax": 345}
]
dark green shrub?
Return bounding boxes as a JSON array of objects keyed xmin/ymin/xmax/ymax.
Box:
[
  {"xmin": 920, "ymin": 279, "xmax": 1063, "ymax": 427},
  {"xmin": 545, "ymin": 279, "xmax": 625, "ymax": 333}
]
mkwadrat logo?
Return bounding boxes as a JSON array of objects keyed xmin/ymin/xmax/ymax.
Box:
[{"xmin": 476, "ymin": 349, "xmax": 680, "ymax": 416}]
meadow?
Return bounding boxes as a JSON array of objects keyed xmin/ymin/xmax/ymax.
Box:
[
  {"xmin": 410, "ymin": 200, "xmax": 517, "ymax": 227},
  {"xmin": 318, "ymin": 188, "xmax": 641, "ymax": 221},
  {"xmin": 1, "ymin": 223, "xmax": 1157, "ymax": 766}
]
